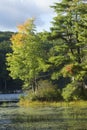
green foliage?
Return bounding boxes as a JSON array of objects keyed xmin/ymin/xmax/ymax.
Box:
[
  {"xmin": 62, "ymin": 82, "xmax": 83, "ymax": 101},
  {"xmin": 0, "ymin": 31, "xmax": 13, "ymax": 42},
  {"xmin": 5, "ymin": 0, "xmax": 87, "ymax": 101},
  {"xmin": 27, "ymin": 80, "xmax": 62, "ymax": 101},
  {"xmin": 51, "ymin": 0, "xmax": 87, "ymax": 74},
  {"xmin": 0, "ymin": 33, "xmax": 12, "ymax": 81},
  {"xmin": 48, "ymin": 0, "xmax": 87, "ymax": 99},
  {"xmin": 0, "ymin": 31, "xmax": 22, "ymax": 92},
  {"xmin": 62, "ymin": 83, "xmax": 76, "ymax": 101},
  {"xmin": 6, "ymin": 19, "xmax": 44, "ymax": 90}
]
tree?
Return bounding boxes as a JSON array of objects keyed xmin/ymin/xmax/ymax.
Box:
[
  {"xmin": 49, "ymin": 0, "xmax": 87, "ymax": 98},
  {"xmin": 0, "ymin": 41, "xmax": 11, "ymax": 90},
  {"xmin": 0, "ymin": 31, "xmax": 22, "ymax": 93},
  {"xmin": 6, "ymin": 19, "xmax": 46, "ymax": 92}
]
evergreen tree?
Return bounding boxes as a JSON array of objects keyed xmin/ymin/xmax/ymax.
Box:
[{"xmin": 49, "ymin": 0, "xmax": 87, "ymax": 99}]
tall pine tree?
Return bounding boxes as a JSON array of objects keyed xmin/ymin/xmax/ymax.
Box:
[{"xmin": 49, "ymin": 0, "xmax": 87, "ymax": 99}]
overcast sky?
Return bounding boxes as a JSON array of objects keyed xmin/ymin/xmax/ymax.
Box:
[{"xmin": 0, "ymin": 0, "xmax": 58, "ymax": 32}]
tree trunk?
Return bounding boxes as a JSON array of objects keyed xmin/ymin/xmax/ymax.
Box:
[{"xmin": 4, "ymin": 80, "xmax": 7, "ymax": 92}]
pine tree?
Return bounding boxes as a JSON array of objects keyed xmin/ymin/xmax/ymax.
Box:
[{"xmin": 50, "ymin": 0, "xmax": 87, "ymax": 99}]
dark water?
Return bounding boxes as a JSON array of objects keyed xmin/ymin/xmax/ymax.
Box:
[{"xmin": 0, "ymin": 104, "xmax": 87, "ymax": 130}]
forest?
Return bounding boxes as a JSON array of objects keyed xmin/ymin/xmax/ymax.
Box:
[
  {"xmin": 0, "ymin": 31, "xmax": 22, "ymax": 93},
  {"xmin": 1, "ymin": 0, "xmax": 87, "ymax": 101}
]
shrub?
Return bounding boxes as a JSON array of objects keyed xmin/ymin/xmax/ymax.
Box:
[
  {"xmin": 27, "ymin": 80, "xmax": 62, "ymax": 101},
  {"xmin": 62, "ymin": 82, "xmax": 83, "ymax": 101},
  {"xmin": 62, "ymin": 83, "xmax": 75, "ymax": 101}
]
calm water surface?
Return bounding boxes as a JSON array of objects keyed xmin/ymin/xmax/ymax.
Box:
[{"xmin": 0, "ymin": 103, "xmax": 87, "ymax": 130}]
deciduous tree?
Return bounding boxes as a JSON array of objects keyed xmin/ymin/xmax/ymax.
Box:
[{"xmin": 7, "ymin": 19, "xmax": 43, "ymax": 92}]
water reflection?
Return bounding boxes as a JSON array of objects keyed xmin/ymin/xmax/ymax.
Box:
[{"xmin": 0, "ymin": 104, "xmax": 87, "ymax": 130}]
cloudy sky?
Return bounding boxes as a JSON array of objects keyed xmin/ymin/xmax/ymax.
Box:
[{"xmin": 0, "ymin": 0, "xmax": 58, "ymax": 32}]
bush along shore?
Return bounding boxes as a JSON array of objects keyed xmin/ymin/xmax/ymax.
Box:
[{"xmin": 19, "ymin": 80, "xmax": 87, "ymax": 107}]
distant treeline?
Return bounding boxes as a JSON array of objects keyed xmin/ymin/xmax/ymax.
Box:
[{"xmin": 0, "ymin": 31, "xmax": 22, "ymax": 93}]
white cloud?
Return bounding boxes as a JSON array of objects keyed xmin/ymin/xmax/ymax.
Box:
[{"xmin": 0, "ymin": 0, "xmax": 58, "ymax": 32}]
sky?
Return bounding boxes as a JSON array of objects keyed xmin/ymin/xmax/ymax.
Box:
[{"xmin": 0, "ymin": 0, "xmax": 58, "ymax": 32}]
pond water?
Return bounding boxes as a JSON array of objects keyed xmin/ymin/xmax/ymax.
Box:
[
  {"xmin": 0, "ymin": 93, "xmax": 24, "ymax": 101},
  {"xmin": 0, "ymin": 103, "xmax": 87, "ymax": 130}
]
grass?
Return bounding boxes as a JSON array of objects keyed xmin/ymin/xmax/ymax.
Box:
[
  {"xmin": 19, "ymin": 98, "xmax": 87, "ymax": 108},
  {"xmin": 0, "ymin": 100, "xmax": 87, "ymax": 130},
  {"xmin": 8, "ymin": 103, "xmax": 87, "ymax": 130}
]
